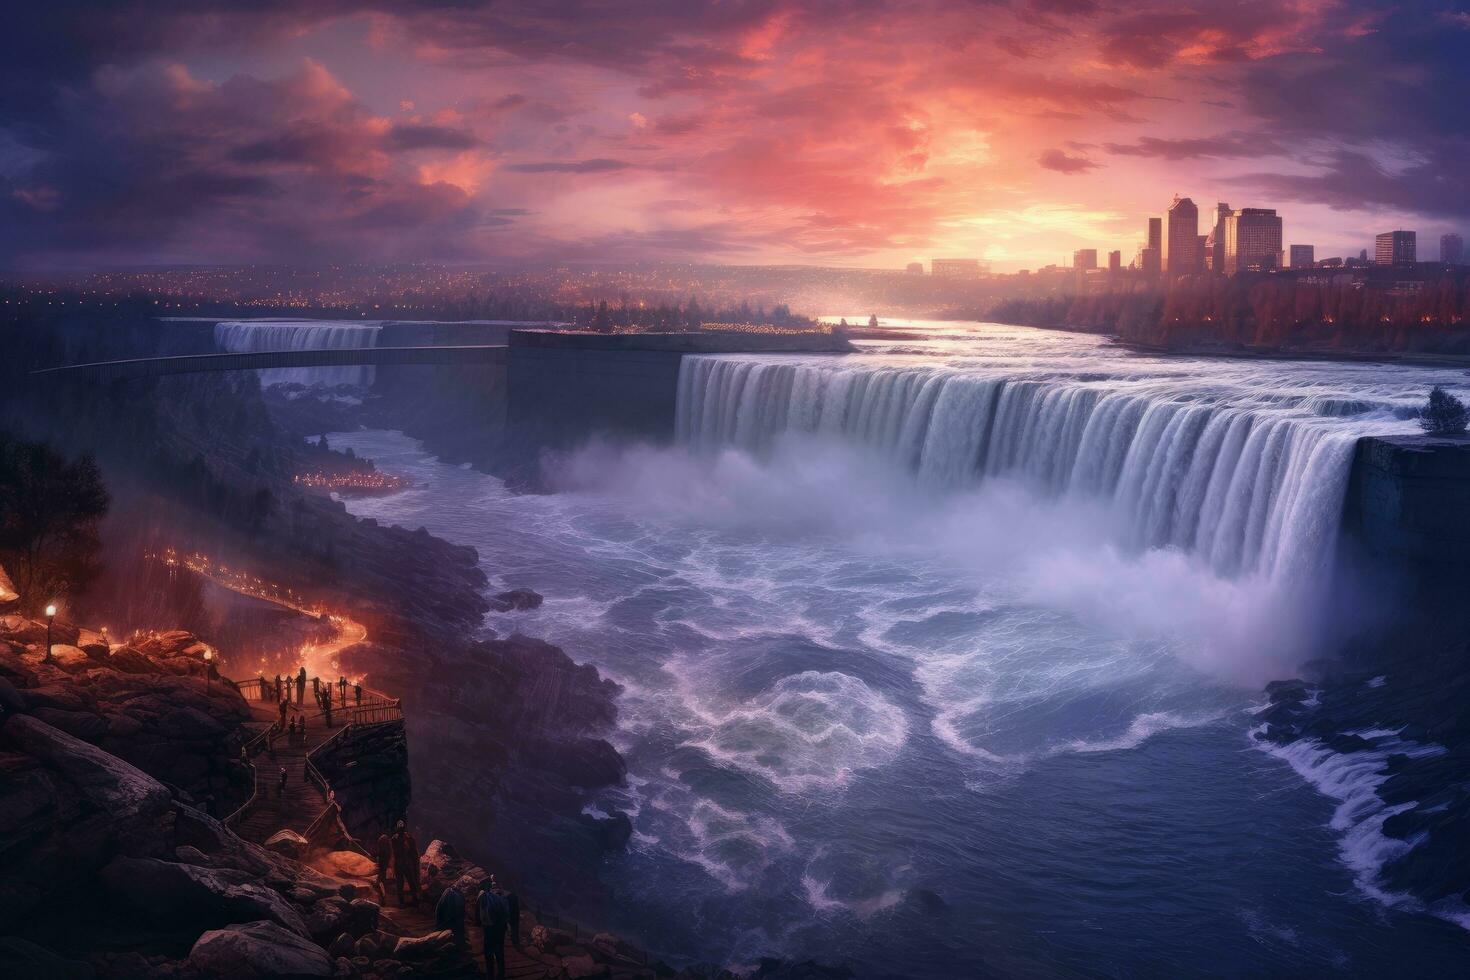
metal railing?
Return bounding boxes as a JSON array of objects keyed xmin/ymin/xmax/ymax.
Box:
[{"xmin": 302, "ymin": 723, "xmax": 375, "ymax": 857}]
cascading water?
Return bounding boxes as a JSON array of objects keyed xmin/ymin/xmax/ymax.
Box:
[
  {"xmin": 677, "ymin": 354, "xmax": 1409, "ymax": 585},
  {"xmin": 214, "ymin": 319, "xmax": 383, "ymax": 388},
  {"xmin": 326, "ymin": 322, "xmax": 1470, "ymax": 977}
]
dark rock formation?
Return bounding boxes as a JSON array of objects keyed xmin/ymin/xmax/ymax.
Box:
[
  {"xmin": 1343, "ymin": 434, "xmax": 1470, "ymax": 572},
  {"xmin": 309, "ymin": 721, "xmax": 410, "ymax": 843},
  {"xmin": 187, "ymin": 920, "xmax": 334, "ymax": 978},
  {"xmin": 489, "ymin": 588, "xmax": 544, "ymax": 612},
  {"xmin": 344, "ymin": 632, "xmax": 628, "ymax": 895},
  {"xmin": 0, "ymin": 618, "xmax": 254, "ymax": 815}
]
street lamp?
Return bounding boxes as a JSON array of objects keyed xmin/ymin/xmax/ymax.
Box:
[
  {"xmin": 203, "ymin": 648, "xmax": 214, "ymax": 693},
  {"xmin": 44, "ymin": 603, "xmax": 57, "ymax": 664}
]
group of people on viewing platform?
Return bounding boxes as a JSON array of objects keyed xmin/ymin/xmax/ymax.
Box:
[
  {"xmin": 368, "ymin": 821, "xmax": 522, "ymax": 977},
  {"xmin": 260, "ymin": 666, "xmax": 363, "ymax": 709}
]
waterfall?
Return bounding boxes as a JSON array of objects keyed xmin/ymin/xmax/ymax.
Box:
[
  {"xmin": 676, "ymin": 356, "xmax": 1366, "ymax": 584},
  {"xmin": 214, "ymin": 320, "xmax": 383, "ymax": 388}
]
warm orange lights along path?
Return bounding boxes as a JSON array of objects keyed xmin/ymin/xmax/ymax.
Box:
[{"xmin": 147, "ymin": 547, "xmax": 369, "ymax": 684}]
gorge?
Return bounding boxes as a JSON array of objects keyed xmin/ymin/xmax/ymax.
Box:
[{"xmin": 9, "ymin": 313, "xmax": 1470, "ymax": 977}]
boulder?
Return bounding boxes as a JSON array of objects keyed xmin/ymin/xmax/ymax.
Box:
[
  {"xmin": 46, "ymin": 644, "xmax": 93, "ymax": 673},
  {"xmin": 488, "ymin": 589, "xmax": 543, "ymax": 612},
  {"xmin": 175, "ymin": 845, "xmax": 210, "ymax": 865},
  {"xmin": 392, "ymin": 929, "xmax": 456, "ymax": 961},
  {"xmin": 30, "ymin": 706, "xmax": 108, "ymax": 742},
  {"xmin": 1, "ymin": 713, "xmax": 173, "ymax": 857},
  {"xmin": 328, "ymin": 932, "xmax": 357, "ymax": 959},
  {"xmin": 188, "ymin": 920, "xmax": 334, "ymax": 978},
  {"xmin": 265, "ymin": 829, "xmax": 311, "ymax": 859},
  {"xmin": 321, "ymin": 849, "xmax": 378, "ymax": 878},
  {"xmin": 106, "ymin": 646, "xmax": 163, "ymax": 675},
  {"xmin": 100, "ymin": 856, "xmax": 308, "ymax": 936}
]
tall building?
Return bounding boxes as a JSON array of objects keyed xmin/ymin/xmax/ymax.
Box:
[
  {"xmin": 1164, "ymin": 196, "xmax": 1199, "ymax": 278},
  {"xmin": 905, "ymin": 262, "xmax": 925, "ymax": 274},
  {"xmin": 1138, "ymin": 247, "xmax": 1160, "ymax": 276},
  {"xmin": 1147, "ymin": 217, "xmax": 1161, "ymax": 252},
  {"xmin": 1108, "ymin": 250, "xmax": 1121, "ymax": 272},
  {"xmin": 1073, "ymin": 249, "xmax": 1098, "ymax": 270},
  {"xmin": 1289, "ymin": 244, "xmax": 1315, "ymax": 268},
  {"xmin": 1442, "ymin": 233, "xmax": 1464, "ymax": 264},
  {"xmin": 1375, "ymin": 231, "xmax": 1416, "ymax": 266},
  {"xmin": 931, "ymin": 258, "xmax": 982, "ymax": 278},
  {"xmin": 1222, "ymin": 208, "xmax": 1283, "ymax": 274},
  {"xmin": 1209, "ymin": 203, "xmax": 1230, "ymax": 273}
]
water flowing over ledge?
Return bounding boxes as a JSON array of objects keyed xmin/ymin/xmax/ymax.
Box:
[
  {"xmin": 676, "ymin": 355, "xmax": 1382, "ymax": 585},
  {"xmin": 214, "ymin": 319, "xmax": 383, "ymax": 387}
]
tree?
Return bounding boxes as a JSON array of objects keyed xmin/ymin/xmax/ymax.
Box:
[
  {"xmin": 0, "ymin": 435, "xmax": 110, "ymax": 610},
  {"xmin": 1418, "ymin": 385, "xmax": 1469, "ymax": 435}
]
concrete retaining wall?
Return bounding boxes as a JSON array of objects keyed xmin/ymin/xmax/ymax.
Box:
[{"xmin": 1344, "ymin": 434, "xmax": 1470, "ymax": 570}]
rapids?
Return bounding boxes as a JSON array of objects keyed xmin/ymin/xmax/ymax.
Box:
[{"xmin": 328, "ymin": 321, "xmax": 1470, "ymax": 977}]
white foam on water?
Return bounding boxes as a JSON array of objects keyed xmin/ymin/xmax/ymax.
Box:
[
  {"xmin": 1251, "ymin": 726, "xmax": 1461, "ymax": 926},
  {"xmin": 676, "ymin": 669, "xmax": 910, "ymax": 794}
]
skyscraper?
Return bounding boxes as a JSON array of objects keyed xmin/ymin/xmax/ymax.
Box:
[
  {"xmin": 1073, "ymin": 249, "xmax": 1098, "ymax": 270},
  {"xmin": 1289, "ymin": 244, "xmax": 1315, "ymax": 268},
  {"xmin": 1375, "ymin": 231, "xmax": 1416, "ymax": 265},
  {"xmin": 1148, "ymin": 217, "xmax": 1161, "ymax": 252},
  {"xmin": 1222, "ymin": 208, "xmax": 1283, "ymax": 274},
  {"xmin": 1164, "ymin": 196, "xmax": 1199, "ymax": 278},
  {"xmin": 1210, "ymin": 203, "xmax": 1230, "ymax": 273},
  {"xmin": 1108, "ymin": 250, "xmax": 1121, "ymax": 272},
  {"xmin": 1442, "ymin": 233, "xmax": 1464, "ymax": 264}
]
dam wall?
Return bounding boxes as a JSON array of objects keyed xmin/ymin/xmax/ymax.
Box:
[
  {"xmin": 506, "ymin": 329, "xmax": 852, "ymax": 447},
  {"xmin": 1343, "ymin": 434, "xmax": 1470, "ymax": 571}
]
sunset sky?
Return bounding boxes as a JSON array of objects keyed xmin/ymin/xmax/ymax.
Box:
[{"xmin": 3, "ymin": 1, "xmax": 1467, "ymax": 271}]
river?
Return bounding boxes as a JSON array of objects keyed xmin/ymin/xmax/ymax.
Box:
[{"xmin": 323, "ymin": 320, "xmax": 1470, "ymax": 977}]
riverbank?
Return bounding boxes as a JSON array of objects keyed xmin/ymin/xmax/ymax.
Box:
[{"xmin": 0, "ymin": 610, "xmax": 740, "ymax": 978}]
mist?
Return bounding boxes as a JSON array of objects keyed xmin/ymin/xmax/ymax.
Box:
[{"xmin": 547, "ymin": 432, "xmax": 1351, "ymax": 687}]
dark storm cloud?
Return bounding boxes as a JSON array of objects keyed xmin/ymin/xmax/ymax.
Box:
[
  {"xmin": 3, "ymin": 0, "xmax": 1469, "ymax": 265},
  {"xmin": 1220, "ymin": 0, "xmax": 1470, "ymax": 220},
  {"xmin": 1105, "ymin": 133, "xmax": 1282, "ymax": 160},
  {"xmin": 386, "ymin": 124, "xmax": 480, "ymax": 151},
  {"xmin": 1038, "ymin": 148, "xmax": 1097, "ymax": 174},
  {"xmin": 1, "ymin": 59, "xmax": 487, "ymax": 265},
  {"xmin": 1231, "ymin": 148, "xmax": 1470, "ymax": 219}
]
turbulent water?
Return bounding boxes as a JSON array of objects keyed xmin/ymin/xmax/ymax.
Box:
[
  {"xmin": 214, "ymin": 318, "xmax": 383, "ymax": 387},
  {"xmin": 330, "ymin": 322, "xmax": 1470, "ymax": 977}
]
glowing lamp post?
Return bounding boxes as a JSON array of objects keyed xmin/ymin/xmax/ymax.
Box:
[
  {"xmin": 44, "ymin": 603, "xmax": 57, "ymax": 664},
  {"xmin": 203, "ymin": 648, "xmax": 214, "ymax": 693}
]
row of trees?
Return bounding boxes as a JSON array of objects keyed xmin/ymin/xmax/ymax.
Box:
[
  {"xmin": 0, "ymin": 434, "xmax": 109, "ymax": 611},
  {"xmin": 989, "ymin": 272, "xmax": 1470, "ymax": 354}
]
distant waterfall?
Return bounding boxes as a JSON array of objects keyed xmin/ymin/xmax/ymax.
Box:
[
  {"xmin": 214, "ymin": 320, "xmax": 383, "ymax": 388},
  {"xmin": 677, "ymin": 356, "xmax": 1364, "ymax": 583}
]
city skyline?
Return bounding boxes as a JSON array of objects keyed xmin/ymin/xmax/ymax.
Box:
[{"xmin": 3, "ymin": 2, "xmax": 1470, "ymax": 273}]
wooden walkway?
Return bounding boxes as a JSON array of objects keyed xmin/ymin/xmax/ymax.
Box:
[
  {"xmin": 231, "ymin": 700, "xmax": 350, "ymax": 843},
  {"xmin": 222, "ymin": 677, "xmax": 630, "ymax": 978}
]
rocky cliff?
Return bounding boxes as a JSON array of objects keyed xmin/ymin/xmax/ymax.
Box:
[
  {"xmin": 340, "ymin": 631, "xmax": 632, "ymax": 897},
  {"xmin": 311, "ymin": 722, "xmax": 411, "ymax": 844},
  {"xmin": 0, "ymin": 617, "xmax": 253, "ymax": 817}
]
